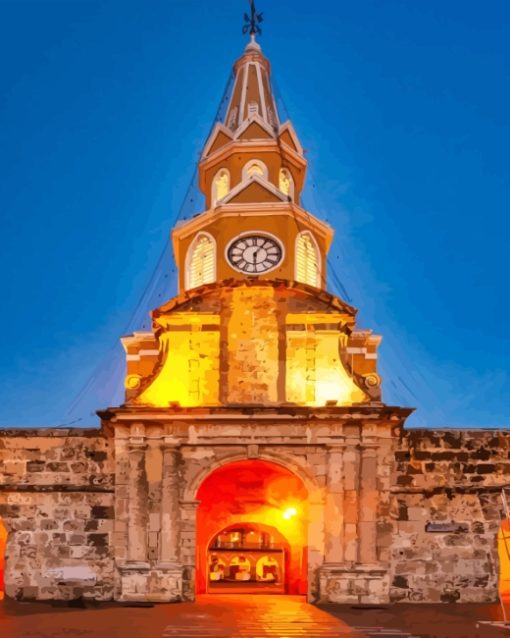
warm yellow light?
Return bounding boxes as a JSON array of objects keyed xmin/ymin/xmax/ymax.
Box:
[
  {"xmin": 282, "ymin": 507, "xmax": 297, "ymax": 520},
  {"xmin": 279, "ymin": 168, "xmax": 293, "ymax": 197},
  {"xmin": 213, "ymin": 169, "xmax": 230, "ymax": 204},
  {"xmin": 285, "ymin": 329, "xmax": 368, "ymax": 406},
  {"xmin": 135, "ymin": 323, "xmax": 220, "ymax": 407}
]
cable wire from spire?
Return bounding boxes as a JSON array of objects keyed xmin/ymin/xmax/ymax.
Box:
[
  {"xmin": 271, "ymin": 73, "xmax": 442, "ymax": 419},
  {"xmin": 63, "ymin": 67, "xmax": 238, "ymax": 426}
]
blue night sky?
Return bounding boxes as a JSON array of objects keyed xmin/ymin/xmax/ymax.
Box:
[{"xmin": 0, "ymin": 1, "xmax": 509, "ymax": 428}]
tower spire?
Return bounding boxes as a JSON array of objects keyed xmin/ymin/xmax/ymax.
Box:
[{"xmin": 242, "ymin": 0, "xmax": 263, "ymax": 39}]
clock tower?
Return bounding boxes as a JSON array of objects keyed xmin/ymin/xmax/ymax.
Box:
[
  {"xmin": 172, "ymin": 35, "xmax": 332, "ymax": 293},
  {"xmin": 102, "ymin": 21, "xmax": 411, "ymax": 606},
  {"xmin": 119, "ymin": 34, "xmax": 382, "ymax": 409}
]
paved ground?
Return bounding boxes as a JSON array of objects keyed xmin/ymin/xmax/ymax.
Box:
[
  {"xmin": 320, "ymin": 601, "xmax": 510, "ymax": 638},
  {"xmin": 0, "ymin": 595, "xmax": 508, "ymax": 638}
]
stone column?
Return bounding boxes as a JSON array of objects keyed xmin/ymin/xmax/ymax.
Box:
[
  {"xmin": 180, "ymin": 499, "xmax": 200, "ymax": 601},
  {"xmin": 358, "ymin": 441, "xmax": 378, "ymax": 565},
  {"xmin": 308, "ymin": 496, "xmax": 326, "ymax": 602},
  {"xmin": 342, "ymin": 441, "xmax": 360, "ymax": 563},
  {"xmin": 127, "ymin": 433, "xmax": 149, "ymax": 566},
  {"xmin": 324, "ymin": 444, "xmax": 345, "ymax": 564},
  {"xmin": 159, "ymin": 438, "xmax": 180, "ymax": 566}
]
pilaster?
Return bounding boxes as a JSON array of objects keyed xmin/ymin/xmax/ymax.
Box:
[
  {"xmin": 126, "ymin": 430, "xmax": 149, "ymax": 566},
  {"xmin": 358, "ymin": 439, "xmax": 379, "ymax": 566},
  {"xmin": 324, "ymin": 443, "xmax": 345, "ymax": 564},
  {"xmin": 158, "ymin": 437, "xmax": 181, "ymax": 567}
]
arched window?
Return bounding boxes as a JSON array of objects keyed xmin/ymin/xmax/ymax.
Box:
[
  {"xmin": 212, "ymin": 169, "xmax": 230, "ymax": 206},
  {"xmin": 279, "ymin": 168, "xmax": 294, "ymax": 200},
  {"xmin": 185, "ymin": 232, "xmax": 216, "ymax": 291},
  {"xmin": 242, "ymin": 159, "xmax": 268, "ymax": 181},
  {"xmin": 295, "ymin": 231, "xmax": 321, "ymax": 288}
]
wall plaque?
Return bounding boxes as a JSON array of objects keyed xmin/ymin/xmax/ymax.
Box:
[{"xmin": 425, "ymin": 522, "xmax": 469, "ymax": 533}]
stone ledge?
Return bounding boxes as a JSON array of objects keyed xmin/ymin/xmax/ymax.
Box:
[
  {"xmin": 0, "ymin": 484, "xmax": 114, "ymax": 493},
  {"xmin": 390, "ymin": 483, "xmax": 510, "ymax": 495},
  {"xmin": 0, "ymin": 428, "xmax": 105, "ymax": 437},
  {"xmin": 320, "ymin": 563, "xmax": 388, "ymax": 576}
]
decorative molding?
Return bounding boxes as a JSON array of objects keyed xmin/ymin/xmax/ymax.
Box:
[
  {"xmin": 247, "ymin": 444, "xmax": 259, "ymax": 458},
  {"xmin": 221, "ymin": 173, "xmax": 289, "ymax": 206},
  {"xmin": 161, "ymin": 436, "xmax": 181, "ymax": 449},
  {"xmin": 128, "ymin": 437, "xmax": 147, "ymax": 450},
  {"xmin": 201, "ymin": 122, "xmax": 234, "ymax": 158},
  {"xmin": 0, "ymin": 484, "xmax": 114, "ymax": 493},
  {"xmin": 125, "ymin": 374, "xmax": 142, "ymax": 390},
  {"xmin": 234, "ymin": 112, "xmax": 275, "ymax": 141},
  {"xmin": 117, "ymin": 561, "xmax": 151, "ymax": 573},
  {"xmin": 172, "ymin": 203, "xmax": 333, "ymax": 248},
  {"xmin": 278, "ymin": 121, "xmax": 304, "ymax": 155},
  {"xmin": 363, "ymin": 373, "xmax": 381, "ymax": 389}
]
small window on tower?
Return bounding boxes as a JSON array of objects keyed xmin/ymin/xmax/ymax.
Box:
[
  {"xmin": 279, "ymin": 168, "xmax": 294, "ymax": 200},
  {"xmin": 228, "ymin": 107, "xmax": 238, "ymax": 131},
  {"xmin": 186, "ymin": 233, "xmax": 216, "ymax": 291},
  {"xmin": 267, "ymin": 106, "xmax": 275, "ymax": 127},
  {"xmin": 295, "ymin": 231, "xmax": 321, "ymax": 288},
  {"xmin": 212, "ymin": 169, "xmax": 230, "ymax": 206},
  {"xmin": 248, "ymin": 102, "xmax": 259, "ymax": 117},
  {"xmin": 243, "ymin": 160, "xmax": 268, "ymax": 181}
]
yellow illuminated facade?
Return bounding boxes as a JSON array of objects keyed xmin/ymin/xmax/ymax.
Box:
[{"xmin": 120, "ymin": 36, "xmax": 383, "ymax": 410}]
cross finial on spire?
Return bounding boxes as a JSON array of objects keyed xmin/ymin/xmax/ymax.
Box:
[{"xmin": 242, "ymin": 0, "xmax": 263, "ymax": 38}]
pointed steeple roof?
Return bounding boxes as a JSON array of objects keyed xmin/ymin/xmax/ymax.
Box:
[
  {"xmin": 199, "ymin": 35, "xmax": 308, "ymax": 207},
  {"xmin": 224, "ymin": 36, "xmax": 279, "ymax": 133}
]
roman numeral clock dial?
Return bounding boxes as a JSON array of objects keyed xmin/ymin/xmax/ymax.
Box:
[{"xmin": 226, "ymin": 234, "xmax": 283, "ymax": 274}]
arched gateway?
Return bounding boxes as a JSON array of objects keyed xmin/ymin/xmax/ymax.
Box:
[{"xmin": 196, "ymin": 460, "xmax": 309, "ymax": 595}]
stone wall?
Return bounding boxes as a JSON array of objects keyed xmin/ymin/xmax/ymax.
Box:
[
  {"xmin": 0, "ymin": 428, "xmax": 115, "ymax": 600},
  {"xmin": 3, "ymin": 419, "xmax": 507, "ymax": 605},
  {"xmin": 390, "ymin": 428, "xmax": 510, "ymax": 603}
]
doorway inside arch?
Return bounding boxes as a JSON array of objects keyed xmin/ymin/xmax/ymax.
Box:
[
  {"xmin": 207, "ymin": 522, "xmax": 289, "ymax": 593},
  {"xmin": 0, "ymin": 517, "xmax": 7, "ymax": 601},
  {"xmin": 196, "ymin": 459, "xmax": 308, "ymax": 595}
]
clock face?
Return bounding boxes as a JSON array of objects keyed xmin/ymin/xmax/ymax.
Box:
[{"xmin": 226, "ymin": 234, "xmax": 283, "ymax": 274}]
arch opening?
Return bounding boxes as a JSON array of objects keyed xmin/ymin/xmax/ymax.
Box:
[
  {"xmin": 0, "ymin": 517, "xmax": 7, "ymax": 601},
  {"xmin": 196, "ymin": 459, "xmax": 308, "ymax": 595}
]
